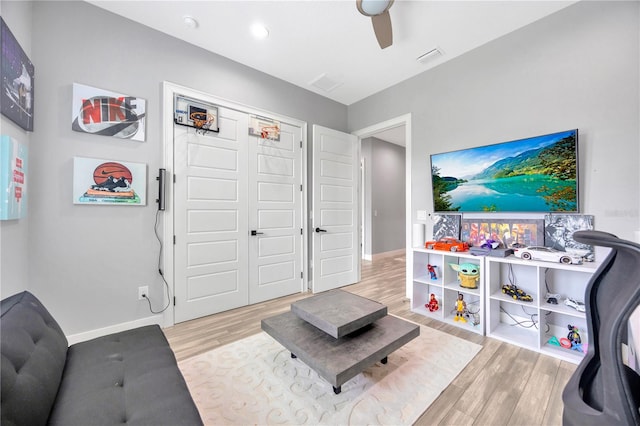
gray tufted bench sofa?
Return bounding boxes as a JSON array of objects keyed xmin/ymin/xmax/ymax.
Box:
[{"xmin": 1, "ymin": 291, "xmax": 203, "ymax": 426}]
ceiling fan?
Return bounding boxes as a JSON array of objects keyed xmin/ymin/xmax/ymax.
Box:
[{"xmin": 356, "ymin": 0, "xmax": 395, "ymax": 49}]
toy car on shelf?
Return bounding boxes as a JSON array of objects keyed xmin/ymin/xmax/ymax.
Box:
[
  {"xmin": 565, "ymin": 297, "xmax": 586, "ymax": 312},
  {"xmin": 425, "ymin": 237, "xmax": 469, "ymax": 252},
  {"xmin": 501, "ymin": 284, "xmax": 533, "ymax": 302},
  {"xmin": 512, "ymin": 246, "xmax": 583, "ymax": 265}
]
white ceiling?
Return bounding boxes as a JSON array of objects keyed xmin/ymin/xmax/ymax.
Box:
[{"xmin": 87, "ymin": 0, "xmax": 575, "ymax": 107}]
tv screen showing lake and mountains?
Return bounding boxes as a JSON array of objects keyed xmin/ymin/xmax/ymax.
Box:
[{"xmin": 431, "ymin": 129, "xmax": 578, "ymax": 213}]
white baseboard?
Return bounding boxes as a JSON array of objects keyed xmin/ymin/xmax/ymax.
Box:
[
  {"xmin": 362, "ymin": 254, "xmax": 373, "ymax": 261},
  {"xmin": 66, "ymin": 316, "xmax": 162, "ymax": 345}
]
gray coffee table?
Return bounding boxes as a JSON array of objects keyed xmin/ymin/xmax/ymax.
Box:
[{"xmin": 261, "ymin": 289, "xmax": 419, "ymax": 394}]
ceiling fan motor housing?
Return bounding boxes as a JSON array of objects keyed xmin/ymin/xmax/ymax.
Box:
[{"xmin": 356, "ymin": 0, "xmax": 394, "ymax": 49}]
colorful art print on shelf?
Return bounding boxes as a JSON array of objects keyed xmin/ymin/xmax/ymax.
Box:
[
  {"xmin": 73, "ymin": 157, "xmax": 146, "ymax": 206},
  {"xmin": 71, "ymin": 83, "xmax": 146, "ymax": 141},
  {"xmin": 432, "ymin": 214, "xmax": 461, "ymax": 241},
  {"xmin": 545, "ymin": 214, "xmax": 595, "ymax": 261},
  {"xmin": 0, "ymin": 136, "xmax": 28, "ymax": 220},
  {"xmin": 461, "ymin": 218, "xmax": 544, "ymax": 248},
  {"xmin": 1, "ymin": 18, "xmax": 34, "ymax": 132}
]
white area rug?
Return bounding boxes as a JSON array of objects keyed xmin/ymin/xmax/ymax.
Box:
[{"xmin": 179, "ymin": 321, "xmax": 481, "ymax": 425}]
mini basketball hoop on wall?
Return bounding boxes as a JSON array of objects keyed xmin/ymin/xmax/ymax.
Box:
[
  {"xmin": 174, "ymin": 94, "xmax": 219, "ymax": 135},
  {"xmin": 190, "ymin": 111, "xmax": 216, "ymax": 135},
  {"xmin": 249, "ymin": 116, "xmax": 280, "ymax": 142}
]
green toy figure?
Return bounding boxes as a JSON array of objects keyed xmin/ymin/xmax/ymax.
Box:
[{"xmin": 449, "ymin": 262, "xmax": 480, "ymax": 289}]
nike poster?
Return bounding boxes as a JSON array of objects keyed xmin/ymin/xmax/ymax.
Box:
[
  {"xmin": 72, "ymin": 83, "xmax": 146, "ymax": 141},
  {"xmin": 73, "ymin": 157, "xmax": 146, "ymax": 205}
]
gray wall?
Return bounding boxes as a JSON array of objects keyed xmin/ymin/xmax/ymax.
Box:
[
  {"xmin": 0, "ymin": 1, "xmax": 32, "ymax": 297},
  {"xmin": 2, "ymin": 0, "xmax": 347, "ymax": 336},
  {"xmin": 369, "ymin": 137, "xmax": 406, "ymax": 254},
  {"xmin": 349, "ymin": 1, "xmax": 640, "ymax": 242}
]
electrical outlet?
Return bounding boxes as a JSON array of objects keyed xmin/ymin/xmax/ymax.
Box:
[{"xmin": 138, "ymin": 286, "xmax": 148, "ymax": 300}]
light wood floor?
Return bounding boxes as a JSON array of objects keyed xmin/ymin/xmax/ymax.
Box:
[{"xmin": 164, "ymin": 253, "xmax": 575, "ymax": 425}]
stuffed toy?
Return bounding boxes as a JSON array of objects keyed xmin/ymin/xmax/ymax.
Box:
[{"xmin": 449, "ymin": 262, "xmax": 480, "ymax": 289}]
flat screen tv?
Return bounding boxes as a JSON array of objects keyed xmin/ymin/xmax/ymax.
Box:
[{"xmin": 430, "ymin": 129, "xmax": 578, "ymax": 213}]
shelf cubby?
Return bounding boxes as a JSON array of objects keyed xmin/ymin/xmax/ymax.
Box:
[
  {"xmin": 411, "ymin": 248, "xmax": 484, "ymax": 335},
  {"xmin": 485, "ymin": 255, "xmax": 597, "ymax": 364}
]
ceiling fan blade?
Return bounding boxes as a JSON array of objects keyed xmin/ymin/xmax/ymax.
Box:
[{"xmin": 371, "ymin": 11, "xmax": 392, "ymax": 49}]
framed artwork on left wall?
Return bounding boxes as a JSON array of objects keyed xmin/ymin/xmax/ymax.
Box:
[
  {"xmin": 71, "ymin": 83, "xmax": 146, "ymax": 141},
  {"xmin": 73, "ymin": 157, "xmax": 147, "ymax": 206},
  {"xmin": 1, "ymin": 18, "xmax": 35, "ymax": 131},
  {"xmin": 0, "ymin": 136, "xmax": 28, "ymax": 220}
]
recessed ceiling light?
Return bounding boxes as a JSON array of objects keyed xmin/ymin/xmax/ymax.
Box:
[
  {"xmin": 183, "ymin": 15, "xmax": 198, "ymax": 29},
  {"xmin": 251, "ymin": 23, "xmax": 269, "ymax": 39}
]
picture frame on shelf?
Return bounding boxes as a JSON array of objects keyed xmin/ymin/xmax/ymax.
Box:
[
  {"xmin": 432, "ymin": 214, "xmax": 461, "ymax": 241},
  {"xmin": 545, "ymin": 214, "xmax": 595, "ymax": 261},
  {"xmin": 462, "ymin": 218, "xmax": 544, "ymax": 248}
]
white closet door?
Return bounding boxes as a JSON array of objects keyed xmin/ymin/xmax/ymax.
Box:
[
  {"xmin": 174, "ymin": 107, "xmax": 249, "ymax": 323},
  {"xmin": 248, "ymin": 122, "xmax": 303, "ymax": 303}
]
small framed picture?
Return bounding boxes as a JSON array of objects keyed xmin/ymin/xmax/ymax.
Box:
[
  {"xmin": 432, "ymin": 214, "xmax": 462, "ymax": 240},
  {"xmin": 72, "ymin": 83, "xmax": 146, "ymax": 141},
  {"xmin": 73, "ymin": 157, "xmax": 146, "ymax": 206},
  {"xmin": 0, "ymin": 136, "xmax": 28, "ymax": 219},
  {"xmin": 545, "ymin": 214, "xmax": 595, "ymax": 261}
]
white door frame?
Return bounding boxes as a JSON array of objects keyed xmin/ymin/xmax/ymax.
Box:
[
  {"xmin": 361, "ymin": 158, "xmax": 367, "ymax": 260},
  {"xmin": 160, "ymin": 81, "xmax": 308, "ymax": 327},
  {"xmin": 352, "ymin": 114, "xmax": 412, "ymax": 298}
]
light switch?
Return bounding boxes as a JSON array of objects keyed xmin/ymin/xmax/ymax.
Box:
[{"xmin": 417, "ymin": 210, "xmax": 427, "ymax": 221}]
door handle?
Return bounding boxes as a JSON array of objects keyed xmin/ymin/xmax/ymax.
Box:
[
  {"xmin": 315, "ymin": 228, "xmax": 327, "ymax": 233},
  {"xmin": 250, "ymin": 230, "xmax": 264, "ymax": 236}
]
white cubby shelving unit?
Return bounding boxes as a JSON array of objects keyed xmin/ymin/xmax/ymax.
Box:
[
  {"xmin": 407, "ymin": 247, "xmax": 603, "ymax": 363},
  {"xmin": 485, "ymin": 255, "xmax": 599, "ymax": 364},
  {"xmin": 411, "ymin": 248, "xmax": 485, "ymax": 335}
]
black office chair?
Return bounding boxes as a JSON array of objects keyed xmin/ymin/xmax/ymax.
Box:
[{"xmin": 562, "ymin": 230, "xmax": 640, "ymax": 425}]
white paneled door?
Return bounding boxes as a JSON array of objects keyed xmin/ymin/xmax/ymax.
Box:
[
  {"xmin": 174, "ymin": 108, "xmax": 249, "ymax": 323},
  {"xmin": 174, "ymin": 106, "xmax": 302, "ymax": 323},
  {"xmin": 312, "ymin": 125, "xmax": 360, "ymax": 293},
  {"xmin": 248, "ymin": 122, "xmax": 303, "ymax": 303}
]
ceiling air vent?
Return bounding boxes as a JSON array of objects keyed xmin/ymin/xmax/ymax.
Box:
[
  {"xmin": 309, "ymin": 73, "xmax": 343, "ymax": 93},
  {"xmin": 417, "ymin": 48, "xmax": 443, "ymax": 64}
]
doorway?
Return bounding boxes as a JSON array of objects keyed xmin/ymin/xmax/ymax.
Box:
[
  {"xmin": 353, "ymin": 115, "xmax": 411, "ymax": 259},
  {"xmin": 352, "ymin": 114, "xmax": 412, "ymax": 298}
]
